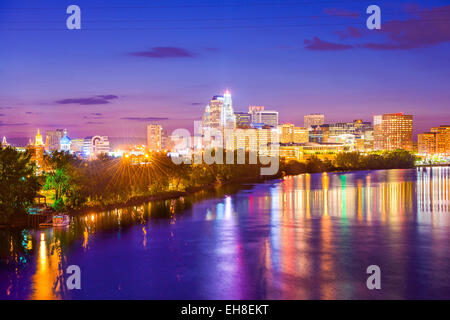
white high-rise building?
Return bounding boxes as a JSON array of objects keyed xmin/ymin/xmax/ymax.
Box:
[
  {"xmin": 147, "ymin": 124, "xmax": 163, "ymax": 151},
  {"xmin": 82, "ymin": 136, "xmax": 110, "ymax": 158},
  {"xmin": 201, "ymin": 90, "xmax": 236, "ymax": 148}
]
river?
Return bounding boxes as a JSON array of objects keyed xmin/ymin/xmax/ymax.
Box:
[{"xmin": 1, "ymin": 167, "xmax": 449, "ymax": 299}]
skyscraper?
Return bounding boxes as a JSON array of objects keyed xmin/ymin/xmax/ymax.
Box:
[
  {"xmin": 279, "ymin": 124, "xmax": 308, "ymax": 144},
  {"xmin": 430, "ymin": 125, "xmax": 450, "ymax": 155},
  {"xmin": 418, "ymin": 132, "xmax": 436, "ymax": 155},
  {"xmin": 147, "ymin": 124, "xmax": 163, "ymax": 151},
  {"xmin": 279, "ymin": 123, "xmax": 294, "ymax": 143},
  {"xmin": 83, "ymin": 136, "xmax": 110, "ymax": 158},
  {"xmin": 202, "ymin": 91, "xmax": 236, "ymax": 131},
  {"xmin": 304, "ymin": 114, "xmax": 324, "ymax": 129},
  {"xmin": 373, "ymin": 113, "xmax": 413, "ymax": 151},
  {"xmin": 253, "ymin": 110, "xmax": 278, "ymax": 127},
  {"xmin": 201, "ymin": 91, "xmax": 236, "ymax": 148},
  {"xmin": 46, "ymin": 129, "xmax": 64, "ymax": 151},
  {"xmin": 293, "ymin": 127, "xmax": 309, "ymax": 143},
  {"xmin": 249, "ymin": 105, "xmax": 264, "ymax": 123},
  {"xmin": 234, "ymin": 112, "xmax": 252, "ymax": 129}
]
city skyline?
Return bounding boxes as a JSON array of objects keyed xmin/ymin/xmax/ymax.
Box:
[{"xmin": 1, "ymin": 0, "xmax": 450, "ymax": 139}]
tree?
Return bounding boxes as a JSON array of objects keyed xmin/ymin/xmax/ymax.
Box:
[
  {"xmin": 0, "ymin": 147, "xmax": 41, "ymax": 223},
  {"xmin": 43, "ymin": 151, "xmax": 77, "ymax": 210},
  {"xmin": 44, "ymin": 168, "xmax": 70, "ymax": 203},
  {"xmin": 335, "ymin": 152, "xmax": 361, "ymax": 170}
]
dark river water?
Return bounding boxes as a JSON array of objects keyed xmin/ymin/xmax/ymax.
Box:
[{"xmin": 1, "ymin": 167, "xmax": 449, "ymax": 299}]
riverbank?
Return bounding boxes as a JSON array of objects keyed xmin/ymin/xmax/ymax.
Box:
[
  {"xmin": 68, "ymin": 172, "xmax": 283, "ymax": 216},
  {"xmin": 0, "ymin": 173, "xmax": 282, "ymax": 229}
]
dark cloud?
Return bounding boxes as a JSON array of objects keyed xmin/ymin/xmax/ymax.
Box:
[
  {"xmin": 360, "ymin": 6, "xmax": 450, "ymax": 50},
  {"xmin": 0, "ymin": 121, "xmax": 29, "ymax": 127},
  {"xmin": 84, "ymin": 112, "xmax": 104, "ymax": 120},
  {"xmin": 86, "ymin": 121, "xmax": 104, "ymax": 125},
  {"xmin": 191, "ymin": 102, "xmax": 203, "ymax": 106},
  {"xmin": 304, "ymin": 37, "xmax": 353, "ymax": 51},
  {"xmin": 0, "ymin": 114, "xmax": 4, "ymax": 117},
  {"xmin": 128, "ymin": 47, "xmax": 195, "ymax": 58},
  {"xmin": 323, "ymin": 8, "xmax": 359, "ymax": 18},
  {"xmin": 55, "ymin": 95, "xmax": 119, "ymax": 105},
  {"xmin": 120, "ymin": 117, "xmax": 169, "ymax": 121},
  {"xmin": 313, "ymin": 5, "xmax": 450, "ymax": 51},
  {"xmin": 334, "ymin": 26, "xmax": 363, "ymax": 40}
]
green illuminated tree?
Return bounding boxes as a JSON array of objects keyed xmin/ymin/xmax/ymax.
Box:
[{"xmin": 0, "ymin": 147, "xmax": 41, "ymax": 223}]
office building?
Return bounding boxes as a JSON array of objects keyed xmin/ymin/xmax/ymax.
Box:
[
  {"xmin": 202, "ymin": 91, "xmax": 236, "ymax": 132},
  {"xmin": 304, "ymin": 114, "xmax": 324, "ymax": 129},
  {"xmin": 293, "ymin": 127, "xmax": 309, "ymax": 144},
  {"xmin": 46, "ymin": 129, "xmax": 64, "ymax": 151},
  {"xmin": 373, "ymin": 113, "xmax": 413, "ymax": 151},
  {"xmin": 253, "ymin": 110, "xmax": 278, "ymax": 127},
  {"xmin": 83, "ymin": 136, "xmax": 110, "ymax": 158},
  {"xmin": 70, "ymin": 138, "xmax": 85, "ymax": 154},
  {"xmin": 418, "ymin": 132, "xmax": 437, "ymax": 155},
  {"xmin": 234, "ymin": 112, "xmax": 252, "ymax": 129},
  {"xmin": 430, "ymin": 125, "xmax": 450, "ymax": 155},
  {"xmin": 147, "ymin": 124, "xmax": 163, "ymax": 151}
]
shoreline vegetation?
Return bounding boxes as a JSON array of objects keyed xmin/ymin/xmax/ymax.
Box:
[{"xmin": 0, "ymin": 147, "xmax": 417, "ymax": 227}]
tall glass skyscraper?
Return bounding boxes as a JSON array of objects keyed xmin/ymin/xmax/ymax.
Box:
[
  {"xmin": 201, "ymin": 91, "xmax": 236, "ymax": 148},
  {"xmin": 202, "ymin": 92, "xmax": 236, "ymax": 129}
]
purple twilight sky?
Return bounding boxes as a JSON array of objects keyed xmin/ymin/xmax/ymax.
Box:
[{"xmin": 0, "ymin": 0, "xmax": 449, "ymax": 143}]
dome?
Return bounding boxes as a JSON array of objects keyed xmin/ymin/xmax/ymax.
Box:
[{"xmin": 60, "ymin": 133, "xmax": 71, "ymax": 145}]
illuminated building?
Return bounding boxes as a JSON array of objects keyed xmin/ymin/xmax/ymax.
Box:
[
  {"xmin": 293, "ymin": 127, "xmax": 309, "ymax": 144},
  {"xmin": 309, "ymin": 126, "xmax": 327, "ymax": 143},
  {"xmin": 70, "ymin": 139, "xmax": 84, "ymax": 154},
  {"xmin": 430, "ymin": 125, "xmax": 450, "ymax": 155},
  {"xmin": 280, "ymin": 142, "xmax": 350, "ymax": 161},
  {"xmin": 279, "ymin": 123, "xmax": 294, "ymax": 143},
  {"xmin": 45, "ymin": 129, "xmax": 64, "ymax": 151},
  {"xmin": 83, "ymin": 136, "xmax": 110, "ymax": 158},
  {"xmin": 373, "ymin": 113, "xmax": 413, "ymax": 151},
  {"xmin": 147, "ymin": 124, "xmax": 162, "ymax": 151},
  {"xmin": 202, "ymin": 91, "xmax": 236, "ymax": 131},
  {"xmin": 279, "ymin": 124, "xmax": 308, "ymax": 144},
  {"xmin": 202, "ymin": 91, "xmax": 237, "ymax": 148},
  {"xmin": 252, "ymin": 110, "xmax": 278, "ymax": 128},
  {"xmin": 323, "ymin": 120, "xmax": 372, "ymax": 139},
  {"xmin": 248, "ymin": 105, "xmax": 264, "ymax": 122},
  {"xmin": 304, "ymin": 113, "xmax": 324, "ymax": 129},
  {"xmin": 234, "ymin": 112, "xmax": 252, "ymax": 129},
  {"xmin": 59, "ymin": 129, "xmax": 71, "ymax": 152},
  {"xmin": 1, "ymin": 136, "xmax": 10, "ymax": 147},
  {"xmin": 418, "ymin": 132, "xmax": 437, "ymax": 155},
  {"xmin": 26, "ymin": 129, "xmax": 45, "ymax": 171},
  {"xmin": 417, "ymin": 125, "xmax": 450, "ymax": 156},
  {"xmin": 231, "ymin": 127, "xmax": 278, "ymax": 154},
  {"xmin": 35, "ymin": 129, "xmax": 44, "ymax": 146}
]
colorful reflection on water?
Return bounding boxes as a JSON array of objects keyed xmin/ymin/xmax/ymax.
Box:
[{"xmin": 1, "ymin": 168, "xmax": 449, "ymax": 299}]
